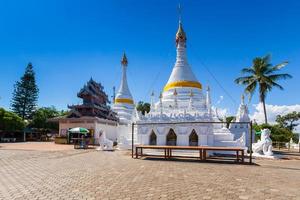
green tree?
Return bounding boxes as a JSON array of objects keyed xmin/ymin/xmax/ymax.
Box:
[
  {"xmin": 136, "ymin": 101, "xmax": 151, "ymax": 115},
  {"xmin": 276, "ymin": 111, "xmax": 300, "ymax": 131},
  {"xmin": 0, "ymin": 108, "xmax": 25, "ymax": 131},
  {"xmin": 29, "ymin": 107, "xmax": 60, "ymax": 131},
  {"xmin": 253, "ymin": 123, "xmax": 293, "ymax": 142},
  {"xmin": 59, "ymin": 110, "xmax": 69, "ymax": 116},
  {"xmin": 11, "ymin": 63, "xmax": 39, "ymax": 120},
  {"xmin": 235, "ymin": 54, "xmax": 292, "ymax": 124},
  {"xmin": 217, "ymin": 115, "xmax": 236, "ymax": 128},
  {"xmin": 225, "ymin": 116, "xmax": 236, "ymax": 129}
]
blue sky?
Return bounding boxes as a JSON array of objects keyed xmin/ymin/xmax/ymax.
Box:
[{"xmin": 0, "ymin": 0, "xmax": 299, "ymax": 115}]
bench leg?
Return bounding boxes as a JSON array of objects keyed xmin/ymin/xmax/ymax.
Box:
[
  {"xmin": 169, "ymin": 149, "xmax": 172, "ymax": 158},
  {"xmin": 135, "ymin": 147, "xmax": 138, "ymax": 159},
  {"xmin": 236, "ymin": 151, "xmax": 239, "ymax": 163},
  {"xmin": 241, "ymin": 150, "xmax": 244, "ymax": 163},
  {"xmin": 166, "ymin": 149, "xmax": 169, "ymax": 159},
  {"xmin": 203, "ymin": 150, "xmax": 206, "ymax": 161},
  {"xmin": 199, "ymin": 150, "xmax": 203, "ymax": 160}
]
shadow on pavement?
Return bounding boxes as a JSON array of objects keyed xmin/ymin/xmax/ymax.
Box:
[{"xmin": 138, "ymin": 155, "xmax": 258, "ymax": 166}]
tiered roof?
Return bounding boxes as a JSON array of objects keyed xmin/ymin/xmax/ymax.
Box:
[{"xmin": 68, "ymin": 78, "xmax": 118, "ymax": 121}]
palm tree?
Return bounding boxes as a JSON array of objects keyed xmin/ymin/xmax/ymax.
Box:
[{"xmin": 235, "ymin": 54, "xmax": 292, "ymax": 124}]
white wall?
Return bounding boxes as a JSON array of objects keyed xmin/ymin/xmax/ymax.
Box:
[
  {"xmin": 59, "ymin": 121, "xmax": 118, "ymax": 143},
  {"xmin": 230, "ymin": 126, "xmax": 252, "ymax": 147},
  {"xmin": 95, "ymin": 123, "xmax": 118, "ymax": 143},
  {"xmin": 59, "ymin": 122, "xmax": 96, "ymax": 136}
]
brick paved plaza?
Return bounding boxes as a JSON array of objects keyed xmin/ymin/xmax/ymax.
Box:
[{"xmin": 0, "ymin": 143, "xmax": 300, "ymax": 200}]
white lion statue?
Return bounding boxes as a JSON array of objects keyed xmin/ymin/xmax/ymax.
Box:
[
  {"xmin": 97, "ymin": 130, "xmax": 114, "ymax": 151},
  {"xmin": 252, "ymin": 128, "xmax": 273, "ymax": 156}
]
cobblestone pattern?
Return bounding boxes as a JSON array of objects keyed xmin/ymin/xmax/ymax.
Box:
[{"xmin": 0, "ymin": 148, "xmax": 299, "ymax": 200}]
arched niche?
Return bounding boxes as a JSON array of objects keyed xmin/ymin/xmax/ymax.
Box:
[
  {"xmin": 166, "ymin": 129, "xmax": 177, "ymax": 146},
  {"xmin": 149, "ymin": 130, "xmax": 157, "ymax": 145},
  {"xmin": 189, "ymin": 129, "xmax": 198, "ymax": 146}
]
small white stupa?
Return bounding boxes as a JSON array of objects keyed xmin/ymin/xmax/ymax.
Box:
[
  {"xmin": 235, "ymin": 94, "xmax": 250, "ymax": 123},
  {"xmin": 113, "ymin": 53, "xmax": 135, "ymax": 124}
]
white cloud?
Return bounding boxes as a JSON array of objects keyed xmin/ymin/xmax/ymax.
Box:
[
  {"xmin": 216, "ymin": 96, "xmax": 224, "ymax": 105},
  {"xmin": 251, "ymin": 103, "xmax": 300, "ymax": 133}
]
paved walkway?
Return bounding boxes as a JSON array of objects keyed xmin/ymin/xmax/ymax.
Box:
[
  {"xmin": 0, "ymin": 142, "xmax": 73, "ymax": 151},
  {"xmin": 0, "ymin": 143, "xmax": 299, "ymax": 200}
]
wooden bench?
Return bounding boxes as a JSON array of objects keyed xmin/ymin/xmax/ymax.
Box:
[{"xmin": 135, "ymin": 145, "xmax": 245, "ymax": 163}]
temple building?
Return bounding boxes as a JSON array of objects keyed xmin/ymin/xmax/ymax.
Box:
[
  {"xmin": 68, "ymin": 78, "xmax": 118, "ymax": 121},
  {"xmin": 134, "ymin": 19, "xmax": 250, "ymax": 150},
  {"xmin": 54, "ymin": 15, "xmax": 251, "ymax": 150},
  {"xmin": 57, "ymin": 79, "xmax": 119, "ymax": 142}
]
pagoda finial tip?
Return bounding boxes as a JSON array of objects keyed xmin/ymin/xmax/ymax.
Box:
[
  {"xmin": 121, "ymin": 52, "xmax": 128, "ymax": 66},
  {"xmin": 178, "ymin": 3, "xmax": 182, "ymax": 22},
  {"xmin": 175, "ymin": 8, "xmax": 186, "ymax": 46}
]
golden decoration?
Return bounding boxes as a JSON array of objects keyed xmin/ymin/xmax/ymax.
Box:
[
  {"xmin": 114, "ymin": 98, "xmax": 134, "ymax": 104},
  {"xmin": 176, "ymin": 22, "xmax": 186, "ymax": 45},
  {"xmin": 163, "ymin": 80, "xmax": 202, "ymax": 92}
]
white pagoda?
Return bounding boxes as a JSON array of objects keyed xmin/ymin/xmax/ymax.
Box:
[
  {"xmin": 112, "ymin": 53, "xmax": 135, "ymax": 124},
  {"xmin": 135, "ymin": 19, "xmax": 250, "ymax": 150},
  {"xmin": 112, "ymin": 53, "xmax": 137, "ymax": 148}
]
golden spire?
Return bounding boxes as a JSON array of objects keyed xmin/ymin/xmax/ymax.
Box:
[
  {"xmin": 176, "ymin": 4, "xmax": 186, "ymax": 45},
  {"xmin": 121, "ymin": 52, "xmax": 128, "ymax": 66},
  {"xmin": 176, "ymin": 22, "xmax": 187, "ymax": 45}
]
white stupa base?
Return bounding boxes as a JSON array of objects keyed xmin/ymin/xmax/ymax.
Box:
[{"xmin": 252, "ymin": 153, "xmax": 281, "ymax": 159}]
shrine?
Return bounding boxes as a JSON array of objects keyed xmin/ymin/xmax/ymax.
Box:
[{"xmin": 57, "ymin": 79, "xmax": 119, "ymax": 143}]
